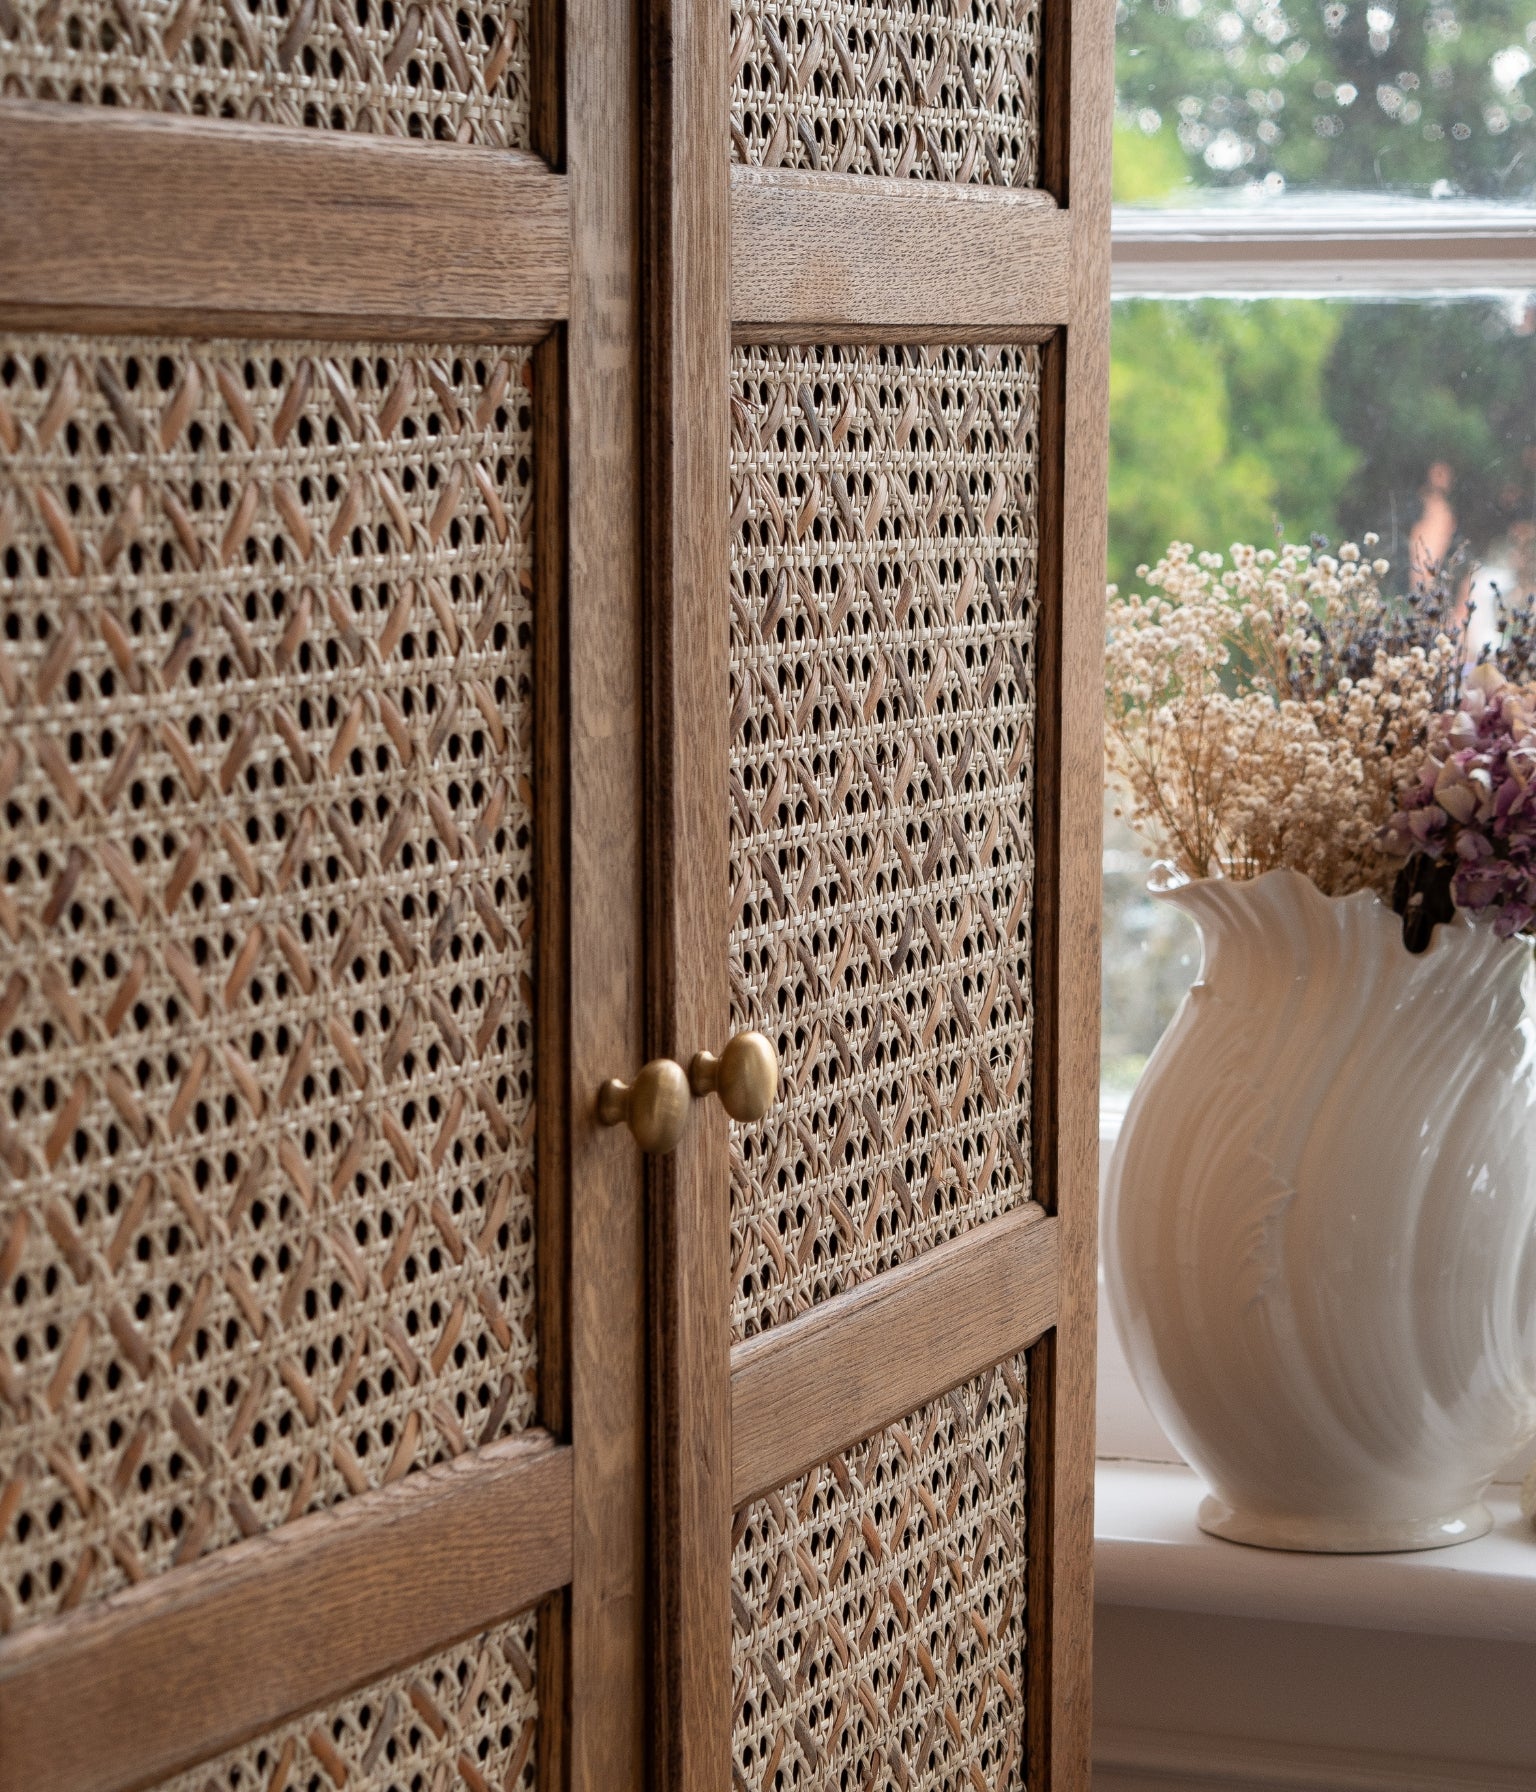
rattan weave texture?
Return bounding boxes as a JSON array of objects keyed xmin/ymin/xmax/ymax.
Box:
[
  {"xmin": 730, "ymin": 0, "xmax": 1041, "ymax": 183},
  {"xmin": 732, "ymin": 1355, "xmax": 1029, "ymax": 1791},
  {"xmin": 728, "ymin": 343, "xmax": 1040, "ymax": 1341},
  {"xmin": 0, "ymin": 335, "xmax": 538, "ymax": 1630},
  {"xmin": 0, "ymin": 0, "xmax": 529, "ymax": 145},
  {"xmin": 159, "ymin": 1608, "xmax": 540, "ymax": 1792}
]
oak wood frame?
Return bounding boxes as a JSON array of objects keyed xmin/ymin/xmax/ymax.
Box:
[
  {"xmin": 0, "ymin": 0, "xmax": 649, "ymax": 1776},
  {"xmin": 648, "ymin": 0, "xmax": 1113, "ymax": 1784},
  {"xmin": 0, "ymin": 1436, "xmax": 573, "ymax": 1792},
  {"xmin": 730, "ymin": 1208, "xmax": 1061, "ymax": 1508},
  {"xmin": 562, "ymin": 0, "xmax": 650, "ymax": 1775},
  {"xmin": 641, "ymin": 0, "xmax": 734, "ymax": 1782},
  {"xmin": 1029, "ymin": 0, "xmax": 1115, "ymax": 1777},
  {"xmin": 0, "ymin": 105, "xmax": 570, "ymax": 341},
  {"xmin": 731, "ymin": 168, "xmax": 1072, "ymax": 335}
]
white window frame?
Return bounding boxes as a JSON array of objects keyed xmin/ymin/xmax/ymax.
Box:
[{"xmin": 1112, "ymin": 197, "xmax": 1536, "ymax": 295}]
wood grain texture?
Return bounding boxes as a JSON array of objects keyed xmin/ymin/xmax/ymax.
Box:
[
  {"xmin": 0, "ymin": 1433, "xmax": 573, "ymax": 1792},
  {"xmin": 563, "ymin": 0, "xmax": 650, "ymax": 1775},
  {"xmin": 1028, "ymin": 0, "xmax": 1115, "ymax": 1780},
  {"xmin": 730, "ymin": 166, "xmax": 1071, "ymax": 335},
  {"xmin": 730, "ymin": 1207, "xmax": 1059, "ymax": 1507},
  {"xmin": 643, "ymin": 0, "xmax": 734, "ymax": 1776},
  {"xmin": 0, "ymin": 103, "xmax": 569, "ymax": 339}
]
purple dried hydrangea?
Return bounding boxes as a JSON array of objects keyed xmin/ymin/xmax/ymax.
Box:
[{"xmin": 1384, "ymin": 664, "xmax": 1536, "ymax": 946}]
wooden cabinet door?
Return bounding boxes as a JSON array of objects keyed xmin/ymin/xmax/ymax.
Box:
[
  {"xmin": 0, "ymin": 0, "xmax": 1108, "ymax": 1779},
  {"xmin": 645, "ymin": 0, "xmax": 1112, "ymax": 1785},
  {"xmin": 0, "ymin": 5, "xmax": 650, "ymax": 1788}
]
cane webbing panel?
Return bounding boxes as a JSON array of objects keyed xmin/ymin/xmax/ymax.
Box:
[
  {"xmin": 0, "ymin": 335, "xmax": 537, "ymax": 1631},
  {"xmin": 159, "ymin": 1608, "xmax": 540, "ymax": 1792},
  {"xmin": 732, "ymin": 1354, "xmax": 1028, "ymax": 1791},
  {"xmin": 729, "ymin": 0, "xmax": 1041, "ymax": 185},
  {"xmin": 727, "ymin": 343, "xmax": 1040, "ymax": 1341},
  {"xmin": 0, "ymin": 0, "xmax": 529, "ymax": 147}
]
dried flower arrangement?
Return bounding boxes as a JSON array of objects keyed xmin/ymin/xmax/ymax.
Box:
[{"xmin": 1105, "ymin": 536, "xmax": 1536, "ymax": 950}]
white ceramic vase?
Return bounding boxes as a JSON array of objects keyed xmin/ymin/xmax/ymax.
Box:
[{"xmin": 1104, "ymin": 867, "xmax": 1536, "ymax": 1552}]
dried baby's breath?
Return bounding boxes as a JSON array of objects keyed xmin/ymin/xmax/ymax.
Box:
[{"xmin": 1105, "ymin": 540, "xmax": 1459, "ymax": 896}]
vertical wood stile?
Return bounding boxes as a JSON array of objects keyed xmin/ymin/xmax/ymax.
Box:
[
  {"xmin": 564, "ymin": 0, "xmax": 650, "ymax": 1778},
  {"xmin": 644, "ymin": 0, "xmax": 734, "ymax": 1771},
  {"xmin": 1027, "ymin": 0, "xmax": 1114, "ymax": 1782}
]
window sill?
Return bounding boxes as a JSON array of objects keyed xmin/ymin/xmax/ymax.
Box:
[
  {"xmin": 1095, "ymin": 1460, "xmax": 1536, "ymax": 1645},
  {"xmin": 1094, "ymin": 1463, "xmax": 1536, "ymax": 1791}
]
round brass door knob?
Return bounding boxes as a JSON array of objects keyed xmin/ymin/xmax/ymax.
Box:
[
  {"xmin": 689, "ymin": 1029, "xmax": 779, "ymax": 1123},
  {"xmin": 596, "ymin": 1058, "xmax": 692, "ymax": 1154}
]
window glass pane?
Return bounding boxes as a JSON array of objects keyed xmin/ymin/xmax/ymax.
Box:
[
  {"xmin": 1102, "ymin": 801, "xmax": 1199, "ymax": 1107},
  {"xmin": 1109, "ymin": 294, "xmax": 1536, "ymax": 589},
  {"xmin": 1102, "ymin": 294, "xmax": 1536, "ymax": 1102},
  {"xmin": 1116, "ymin": 0, "xmax": 1536, "ymax": 206}
]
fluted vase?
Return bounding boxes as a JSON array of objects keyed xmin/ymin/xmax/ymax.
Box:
[{"xmin": 1104, "ymin": 867, "xmax": 1536, "ymax": 1551}]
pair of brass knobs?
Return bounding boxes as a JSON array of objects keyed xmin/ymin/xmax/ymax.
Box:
[{"xmin": 597, "ymin": 1029, "xmax": 779, "ymax": 1153}]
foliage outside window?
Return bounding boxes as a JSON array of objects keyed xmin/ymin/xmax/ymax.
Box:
[{"xmin": 1115, "ymin": 0, "xmax": 1536, "ymax": 204}]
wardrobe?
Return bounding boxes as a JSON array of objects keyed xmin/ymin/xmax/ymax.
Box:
[{"xmin": 0, "ymin": 0, "xmax": 1110, "ymax": 1780}]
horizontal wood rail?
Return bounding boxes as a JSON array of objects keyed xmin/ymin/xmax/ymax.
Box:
[
  {"xmin": 0, "ymin": 1431, "xmax": 573, "ymax": 1792},
  {"xmin": 730, "ymin": 167, "xmax": 1072, "ymax": 339},
  {"xmin": 0, "ymin": 102, "xmax": 570, "ymax": 340},
  {"xmin": 729, "ymin": 1205, "xmax": 1060, "ymax": 1506}
]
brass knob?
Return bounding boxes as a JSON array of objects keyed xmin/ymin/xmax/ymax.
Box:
[
  {"xmin": 689, "ymin": 1029, "xmax": 779, "ymax": 1123},
  {"xmin": 596, "ymin": 1058, "xmax": 692, "ymax": 1154}
]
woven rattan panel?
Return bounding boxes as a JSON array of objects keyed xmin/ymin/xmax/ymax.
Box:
[
  {"xmin": 732, "ymin": 1354, "xmax": 1029, "ymax": 1790},
  {"xmin": 0, "ymin": 334, "xmax": 538, "ymax": 1631},
  {"xmin": 730, "ymin": 0, "xmax": 1041, "ymax": 183},
  {"xmin": 0, "ymin": 0, "xmax": 529, "ymax": 145},
  {"xmin": 728, "ymin": 343, "xmax": 1040, "ymax": 1340},
  {"xmin": 159, "ymin": 1608, "xmax": 540, "ymax": 1792}
]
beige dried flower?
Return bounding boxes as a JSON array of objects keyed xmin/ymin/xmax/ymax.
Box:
[{"xmin": 1105, "ymin": 540, "xmax": 1458, "ymax": 897}]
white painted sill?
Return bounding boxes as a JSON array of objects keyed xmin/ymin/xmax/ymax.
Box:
[
  {"xmin": 1096, "ymin": 1461, "xmax": 1536, "ymax": 1645},
  {"xmin": 1094, "ymin": 1105, "xmax": 1536, "ymax": 1641}
]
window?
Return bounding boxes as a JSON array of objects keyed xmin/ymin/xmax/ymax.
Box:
[{"xmin": 1102, "ymin": 0, "xmax": 1536, "ymax": 1112}]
